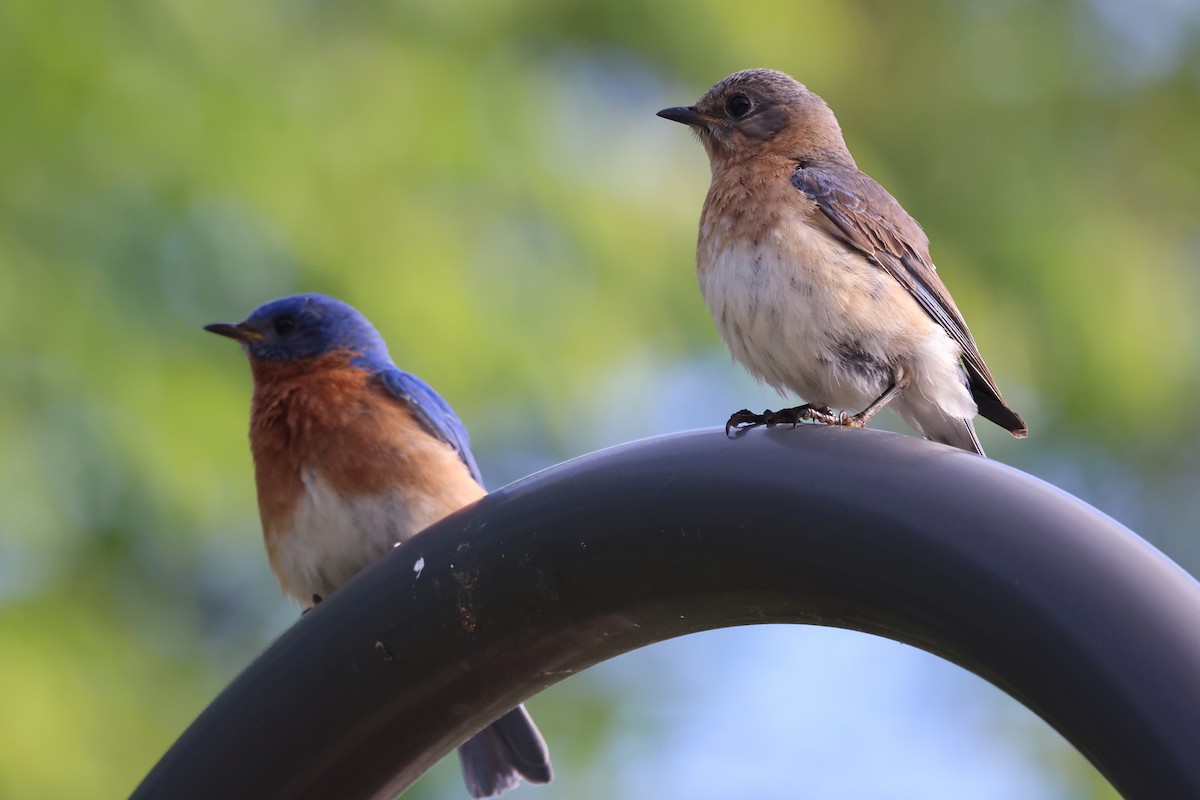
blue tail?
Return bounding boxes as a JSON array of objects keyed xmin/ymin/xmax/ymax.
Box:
[{"xmin": 457, "ymin": 705, "xmax": 552, "ymax": 798}]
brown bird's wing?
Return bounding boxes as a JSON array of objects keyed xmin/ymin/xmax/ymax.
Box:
[{"xmin": 791, "ymin": 163, "xmax": 1027, "ymax": 436}]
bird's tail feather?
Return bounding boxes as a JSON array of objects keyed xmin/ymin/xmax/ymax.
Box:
[
  {"xmin": 966, "ymin": 362, "xmax": 1027, "ymax": 437},
  {"xmin": 893, "ymin": 395, "xmax": 986, "ymax": 456},
  {"xmin": 458, "ymin": 705, "xmax": 552, "ymax": 799},
  {"xmin": 923, "ymin": 415, "xmax": 985, "ymax": 456}
]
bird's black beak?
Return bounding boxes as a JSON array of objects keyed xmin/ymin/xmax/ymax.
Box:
[
  {"xmin": 204, "ymin": 322, "xmax": 263, "ymax": 343},
  {"xmin": 657, "ymin": 105, "xmax": 707, "ymax": 127}
]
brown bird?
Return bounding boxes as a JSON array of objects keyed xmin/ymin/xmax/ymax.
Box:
[{"xmin": 658, "ymin": 69, "xmax": 1026, "ymax": 455}]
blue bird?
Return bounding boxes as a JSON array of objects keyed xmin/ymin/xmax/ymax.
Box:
[{"xmin": 206, "ymin": 293, "xmax": 552, "ymax": 798}]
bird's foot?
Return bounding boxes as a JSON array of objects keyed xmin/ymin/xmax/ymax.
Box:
[
  {"xmin": 725, "ymin": 404, "xmax": 839, "ymax": 435},
  {"xmin": 302, "ymin": 594, "xmax": 324, "ymax": 615},
  {"xmin": 810, "ymin": 409, "xmax": 869, "ymax": 427}
]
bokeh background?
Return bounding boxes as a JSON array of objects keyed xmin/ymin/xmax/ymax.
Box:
[{"xmin": 2, "ymin": 0, "xmax": 1198, "ymax": 797}]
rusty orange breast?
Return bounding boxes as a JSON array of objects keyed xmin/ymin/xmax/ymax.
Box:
[{"xmin": 247, "ymin": 351, "xmax": 484, "ymax": 566}]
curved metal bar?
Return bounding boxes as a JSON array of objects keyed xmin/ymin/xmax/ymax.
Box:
[{"xmin": 131, "ymin": 427, "xmax": 1200, "ymax": 799}]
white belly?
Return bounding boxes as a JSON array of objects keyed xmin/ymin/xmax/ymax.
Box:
[
  {"xmin": 700, "ymin": 223, "xmax": 882, "ymax": 409},
  {"xmin": 269, "ymin": 468, "xmax": 434, "ymax": 605},
  {"xmin": 698, "ymin": 218, "xmax": 975, "ymax": 420}
]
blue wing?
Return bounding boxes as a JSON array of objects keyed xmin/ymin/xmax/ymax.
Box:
[{"xmin": 377, "ymin": 369, "xmax": 484, "ymax": 486}]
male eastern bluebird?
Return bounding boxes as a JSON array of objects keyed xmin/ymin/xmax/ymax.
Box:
[
  {"xmin": 658, "ymin": 69, "xmax": 1027, "ymax": 455},
  {"xmin": 205, "ymin": 293, "xmax": 553, "ymax": 799}
]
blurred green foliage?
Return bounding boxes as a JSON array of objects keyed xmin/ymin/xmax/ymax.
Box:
[{"xmin": 0, "ymin": 0, "xmax": 1195, "ymax": 797}]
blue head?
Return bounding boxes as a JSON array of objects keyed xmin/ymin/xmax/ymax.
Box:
[{"xmin": 205, "ymin": 293, "xmax": 392, "ymax": 371}]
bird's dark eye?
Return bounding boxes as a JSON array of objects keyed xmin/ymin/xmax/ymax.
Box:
[
  {"xmin": 273, "ymin": 316, "xmax": 296, "ymax": 336},
  {"xmin": 726, "ymin": 94, "xmax": 752, "ymax": 118}
]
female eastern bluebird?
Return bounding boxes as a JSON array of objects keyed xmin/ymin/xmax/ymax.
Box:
[
  {"xmin": 206, "ymin": 293, "xmax": 552, "ymax": 799},
  {"xmin": 659, "ymin": 69, "xmax": 1027, "ymax": 456}
]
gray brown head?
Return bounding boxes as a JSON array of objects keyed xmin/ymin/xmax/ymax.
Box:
[{"xmin": 658, "ymin": 69, "xmax": 854, "ymax": 169}]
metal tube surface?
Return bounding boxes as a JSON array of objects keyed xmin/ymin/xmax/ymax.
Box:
[{"xmin": 131, "ymin": 426, "xmax": 1200, "ymax": 799}]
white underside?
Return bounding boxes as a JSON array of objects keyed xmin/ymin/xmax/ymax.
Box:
[
  {"xmin": 699, "ymin": 220, "xmax": 977, "ymax": 446},
  {"xmin": 269, "ymin": 468, "xmax": 438, "ymax": 604}
]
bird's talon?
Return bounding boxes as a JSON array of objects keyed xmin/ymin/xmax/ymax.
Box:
[
  {"xmin": 725, "ymin": 409, "xmax": 768, "ymax": 436},
  {"xmin": 727, "ymin": 404, "xmax": 863, "ymax": 432},
  {"xmin": 302, "ymin": 593, "xmax": 324, "ymax": 615}
]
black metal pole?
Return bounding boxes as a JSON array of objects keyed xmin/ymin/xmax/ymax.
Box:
[{"xmin": 131, "ymin": 426, "xmax": 1200, "ymax": 799}]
